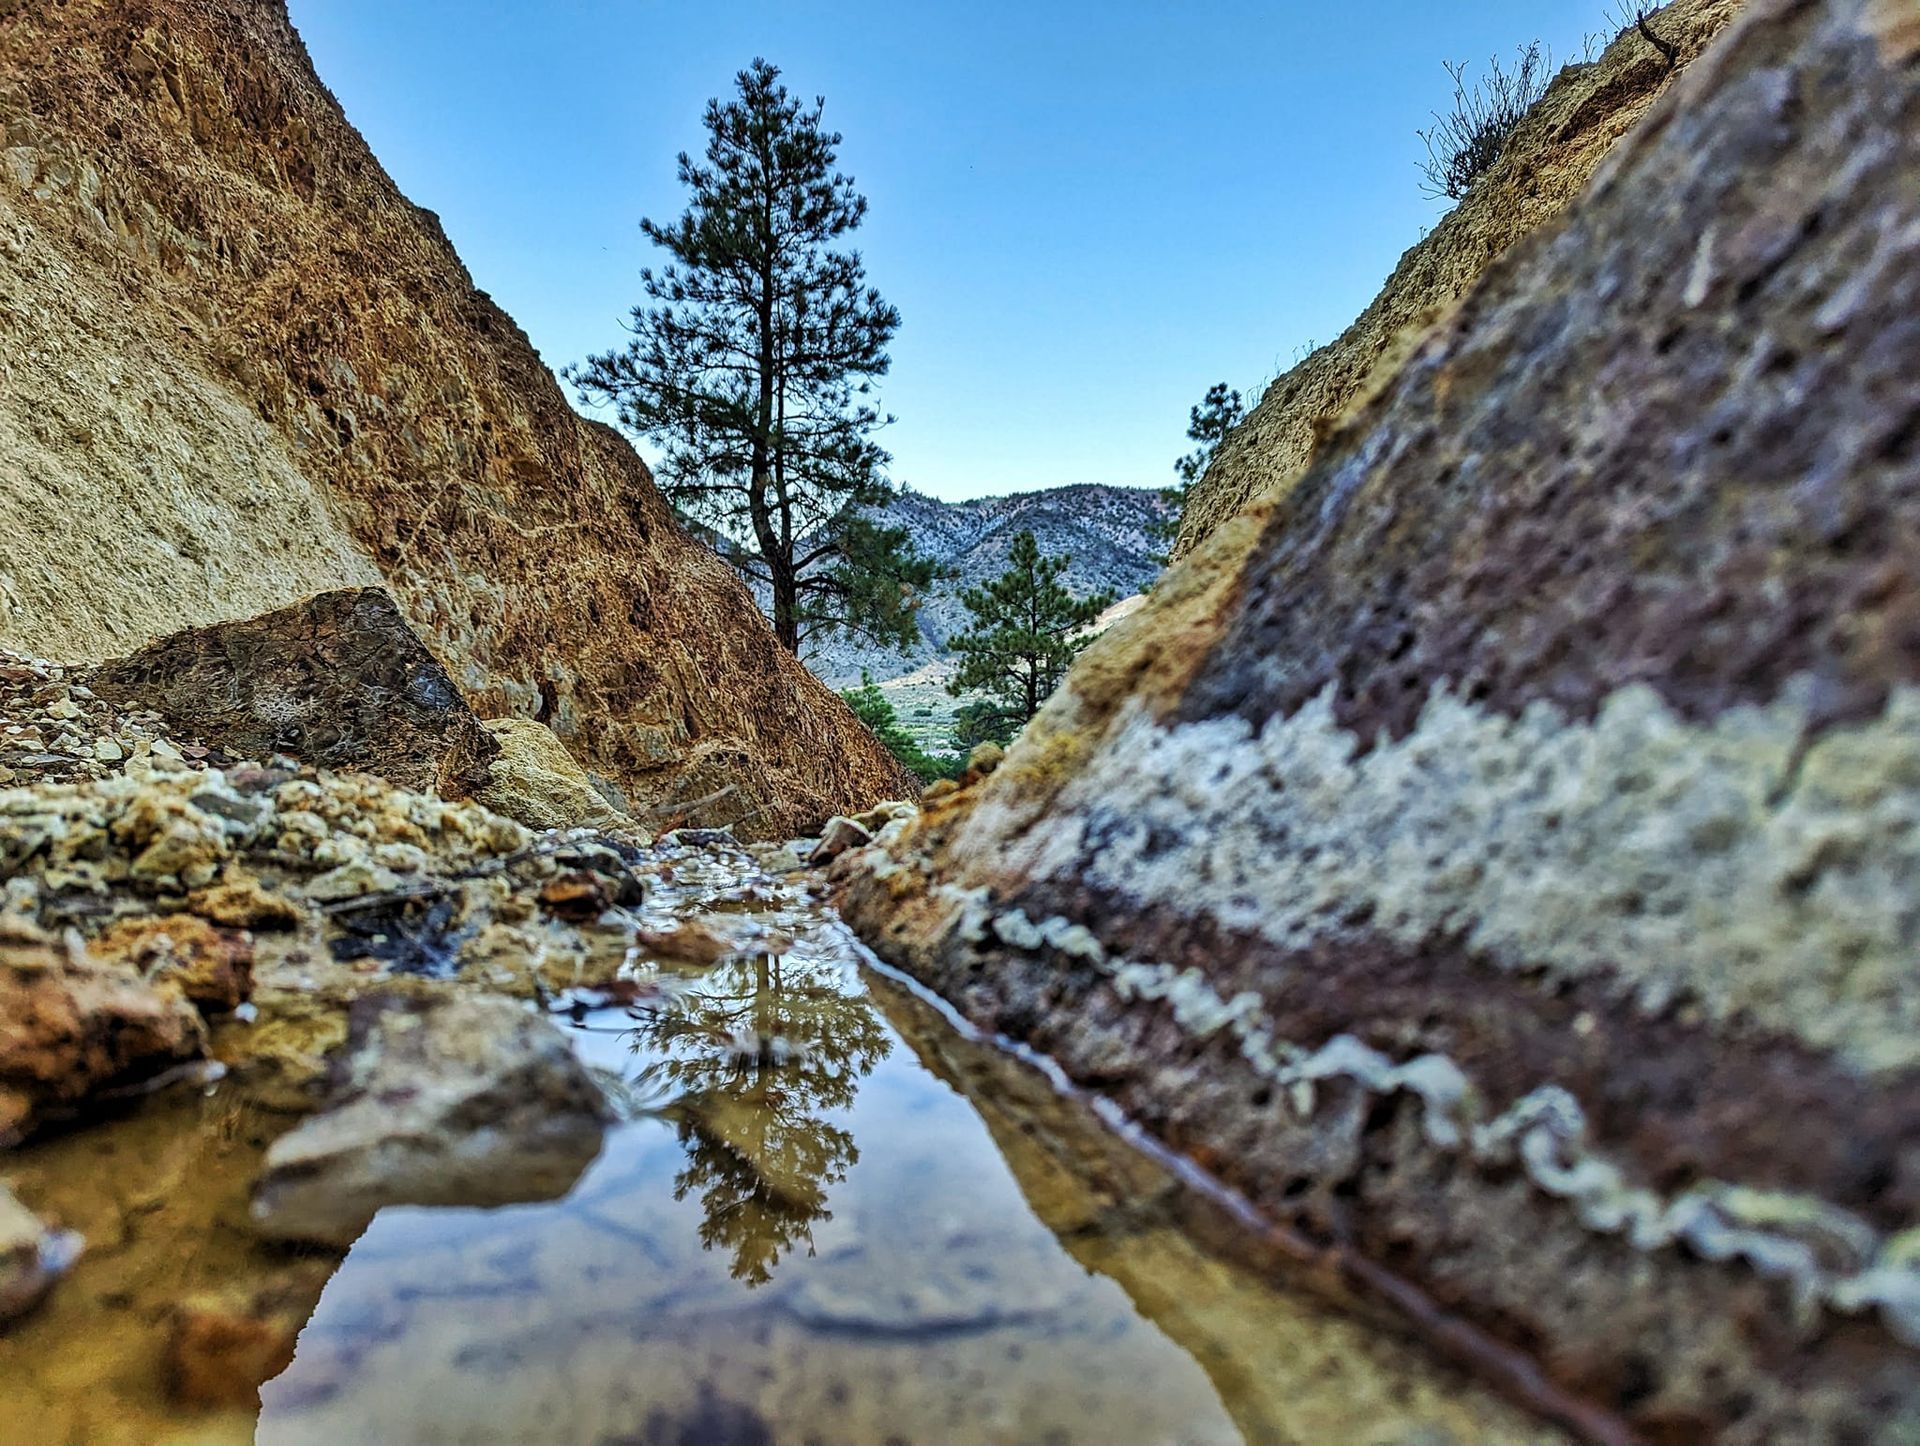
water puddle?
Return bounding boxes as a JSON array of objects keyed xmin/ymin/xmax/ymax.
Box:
[{"xmin": 1, "ymin": 844, "xmax": 1548, "ymax": 1443}]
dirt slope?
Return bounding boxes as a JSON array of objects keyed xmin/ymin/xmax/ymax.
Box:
[
  {"xmin": 1176, "ymin": 0, "xmax": 1743, "ymax": 555},
  {"xmin": 0, "ymin": 0, "xmax": 913, "ymax": 835}
]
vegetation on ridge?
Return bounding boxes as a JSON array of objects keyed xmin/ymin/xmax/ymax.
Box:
[
  {"xmin": 839, "ymin": 672, "xmax": 965, "ymax": 783},
  {"xmin": 1416, "ymin": 42, "xmax": 1554, "ymax": 202}
]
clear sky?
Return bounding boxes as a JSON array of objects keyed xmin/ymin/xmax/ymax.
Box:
[{"xmin": 288, "ymin": 0, "xmax": 1623, "ymax": 502}]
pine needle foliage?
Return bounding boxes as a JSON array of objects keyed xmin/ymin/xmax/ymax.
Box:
[
  {"xmin": 948, "ymin": 531, "xmax": 1114, "ymax": 727},
  {"xmin": 1154, "ymin": 381, "xmax": 1244, "ymax": 553},
  {"xmin": 567, "ymin": 58, "xmax": 935, "ymax": 653}
]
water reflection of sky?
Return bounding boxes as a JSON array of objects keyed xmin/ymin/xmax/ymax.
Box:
[{"xmin": 256, "ymin": 942, "xmax": 1242, "ymax": 1444}]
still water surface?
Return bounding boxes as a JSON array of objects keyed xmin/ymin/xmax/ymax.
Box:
[{"xmin": 4, "ymin": 846, "xmax": 1547, "ymax": 1444}]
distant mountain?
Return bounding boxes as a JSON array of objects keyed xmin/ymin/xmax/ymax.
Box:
[{"xmin": 728, "ymin": 483, "xmax": 1172, "ymax": 688}]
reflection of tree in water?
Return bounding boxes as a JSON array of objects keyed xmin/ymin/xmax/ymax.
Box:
[{"xmin": 625, "ymin": 953, "xmax": 891, "ymax": 1286}]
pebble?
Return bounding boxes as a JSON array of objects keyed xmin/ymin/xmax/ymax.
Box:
[{"xmin": 0, "ymin": 647, "xmax": 229, "ymax": 787}]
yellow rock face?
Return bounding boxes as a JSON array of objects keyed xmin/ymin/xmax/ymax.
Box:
[{"xmin": 475, "ymin": 717, "xmax": 628, "ymax": 834}]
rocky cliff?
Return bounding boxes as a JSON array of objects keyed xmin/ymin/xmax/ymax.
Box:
[
  {"xmin": 1175, "ymin": 0, "xmax": 1743, "ymax": 556},
  {"xmin": 839, "ymin": 0, "xmax": 1920, "ymax": 1435},
  {"xmin": 0, "ymin": 0, "xmax": 913, "ymax": 836}
]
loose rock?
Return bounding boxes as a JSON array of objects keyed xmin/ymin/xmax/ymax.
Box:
[
  {"xmin": 0, "ymin": 916, "xmax": 207, "ymax": 1145},
  {"xmin": 0, "ymin": 1184, "xmax": 82, "ymax": 1327},
  {"xmin": 249, "ymin": 994, "xmax": 612, "ymax": 1247}
]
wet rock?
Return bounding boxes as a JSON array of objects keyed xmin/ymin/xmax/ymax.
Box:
[
  {"xmin": 86, "ymin": 589, "xmax": 498, "ymax": 798},
  {"xmin": 0, "ymin": 1184, "xmax": 82, "ymax": 1328},
  {"xmin": 92, "ymin": 914, "xmax": 254, "ymax": 1014},
  {"xmin": 630, "ymin": 920, "xmax": 735, "ymax": 967},
  {"xmin": 476, "ymin": 717, "xmax": 628, "ymax": 831},
  {"xmin": 250, "ymin": 994, "xmax": 612, "ymax": 1247},
  {"xmin": 537, "ymin": 872, "xmax": 615, "ymax": 924},
  {"xmin": 165, "ymin": 1274, "xmax": 331, "ymax": 1409},
  {"xmin": 839, "ymin": 0, "xmax": 1920, "ymax": 1436},
  {"xmin": 807, "ymin": 816, "xmax": 872, "ymax": 867},
  {"xmin": 0, "ymin": 916, "xmax": 207, "ymax": 1145},
  {"xmin": 660, "ymin": 827, "xmax": 736, "ymax": 848}
]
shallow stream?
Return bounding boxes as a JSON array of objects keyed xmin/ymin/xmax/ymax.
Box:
[{"xmin": 1, "ymin": 844, "xmax": 1549, "ymax": 1443}]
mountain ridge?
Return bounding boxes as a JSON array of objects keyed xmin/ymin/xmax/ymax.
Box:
[{"xmin": 782, "ymin": 482, "xmax": 1172, "ymax": 687}]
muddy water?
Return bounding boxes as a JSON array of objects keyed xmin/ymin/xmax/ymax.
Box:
[{"xmin": 1, "ymin": 846, "xmax": 1549, "ymax": 1444}]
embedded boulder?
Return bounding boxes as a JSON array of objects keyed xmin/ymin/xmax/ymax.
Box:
[
  {"xmin": 250, "ymin": 994, "xmax": 612, "ymax": 1247},
  {"xmin": 475, "ymin": 716, "xmax": 629, "ymax": 832},
  {"xmin": 85, "ymin": 588, "xmax": 496, "ymax": 798},
  {"xmin": 839, "ymin": 0, "xmax": 1920, "ymax": 1437}
]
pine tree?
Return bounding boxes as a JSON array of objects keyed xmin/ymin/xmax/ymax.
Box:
[
  {"xmin": 1153, "ymin": 382, "xmax": 1244, "ymax": 552},
  {"xmin": 567, "ymin": 58, "xmax": 936, "ymax": 653},
  {"xmin": 948, "ymin": 531, "xmax": 1114, "ymax": 727}
]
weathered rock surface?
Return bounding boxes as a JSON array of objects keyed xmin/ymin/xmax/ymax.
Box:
[
  {"xmin": 476, "ymin": 717, "xmax": 628, "ymax": 832},
  {"xmin": 0, "ymin": 0, "xmax": 913, "ymax": 836},
  {"xmin": 0, "ymin": 1183, "xmax": 81, "ymax": 1328},
  {"xmin": 85, "ymin": 588, "xmax": 496, "ymax": 799},
  {"xmin": 91, "ymin": 913, "xmax": 254, "ymax": 1014},
  {"xmin": 840, "ymin": 0, "xmax": 1920, "ymax": 1436},
  {"xmin": 249, "ymin": 994, "xmax": 611, "ymax": 1247},
  {"xmin": 0, "ymin": 917, "xmax": 209, "ymax": 1146},
  {"xmin": 1176, "ymin": 0, "xmax": 1742, "ymax": 556}
]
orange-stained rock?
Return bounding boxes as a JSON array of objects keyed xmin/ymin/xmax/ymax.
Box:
[
  {"xmin": 165, "ymin": 1285, "xmax": 315, "ymax": 1409},
  {"xmin": 185, "ymin": 877, "xmax": 303, "ymax": 932},
  {"xmin": 92, "ymin": 913, "xmax": 254, "ymax": 1014},
  {"xmin": 0, "ymin": 918, "xmax": 206, "ymax": 1145}
]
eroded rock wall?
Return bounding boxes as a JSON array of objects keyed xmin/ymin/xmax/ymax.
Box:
[
  {"xmin": 1175, "ymin": 0, "xmax": 1743, "ymax": 556},
  {"xmin": 0, "ymin": 0, "xmax": 913, "ymax": 835},
  {"xmin": 840, "ymin": 0, "xmax": 1920, "ymax": 1434}
]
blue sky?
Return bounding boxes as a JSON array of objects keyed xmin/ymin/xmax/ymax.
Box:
[{"xmin": 289, "ymin": 1, "xmax": 1624, "ymax": 502}]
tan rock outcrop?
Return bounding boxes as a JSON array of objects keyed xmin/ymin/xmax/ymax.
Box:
[
  {"xmin": 0, "ymin": 0, "xmax": 912, "ymax": 836},
  {"xmin": 840, "ymin": 0, "xmax": 1920, "ymax": 1434},
  {"xmin": 1175, "ymin": 0, "xmax": 1743, "ymax": 556},
  {"xmin": 475, "ymin": 717, "xmax": 627, "ymax": 833}
]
